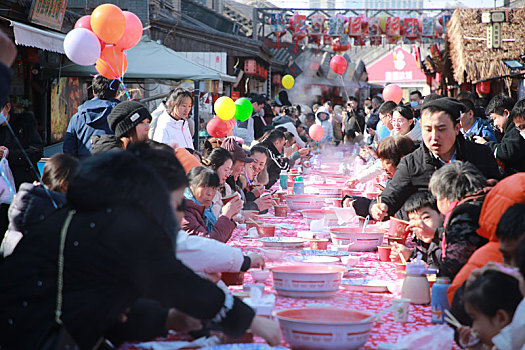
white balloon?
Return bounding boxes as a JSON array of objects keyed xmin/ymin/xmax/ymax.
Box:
[{"xmin": 63, "ymin": 28, "xmax": 101, "ymax": 66}]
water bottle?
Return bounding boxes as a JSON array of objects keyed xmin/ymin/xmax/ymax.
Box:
[
  {"xmin": 431, "ymin": 277, "xmax": 451, "ymax": 323},
  {"xmin": 279, "ymin": 170, "xmax": 288, "ymax": 191},
  {"xmin": 293, "ymin": 176, "xmax": 304, "ymax": 194}
]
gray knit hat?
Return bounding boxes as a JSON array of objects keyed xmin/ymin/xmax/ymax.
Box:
[{"xmin": 107, "ymin": 101, "xmax": 151, "ymax": 138}]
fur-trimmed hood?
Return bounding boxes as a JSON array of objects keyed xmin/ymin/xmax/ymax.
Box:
[{"xmin": 67, "ymin": 151, "xmax": 179, "ymax": 236}]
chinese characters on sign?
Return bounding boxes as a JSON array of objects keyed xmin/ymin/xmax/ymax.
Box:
[
  {"xmin": 385, "ymin": 71, "xmax": 413, "ymax": 81},
  {"xmin": 29, "ymin": 0, "xmax": 68, "ymax": 31}
]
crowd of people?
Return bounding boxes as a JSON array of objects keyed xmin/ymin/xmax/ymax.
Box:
[{"xmin": 1, "ymin": 25, "xmax": 525, "ymax": 348}]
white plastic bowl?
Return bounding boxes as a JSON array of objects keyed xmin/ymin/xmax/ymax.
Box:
[
  {"xmin": 249, "ymin": 269, "xmax": 270, "ymax": 283},
  {"xmin": 286, "ymin": 195, "xmax": 325, "ymax": 211},
  {"xmin": 270, "ymin": 265, "xmax": 346, "ymax": 298},
  {"xmin": 274, "ymin": 307, "xmax": 373, "ymax": 350},
  {"xmin": 262, "ymin": 249, "xmax": 283, "ymax": 261},
  {"xmin": 330, "ymin": 227, "xmax": 384, "ymax": 251},
  {"xmin": 301, "ymin": 209, "xmax": 339, "ymax": 226},
  {"xmin": 341, "ymin": 254, "xmax": 361, "ymax": 267}
]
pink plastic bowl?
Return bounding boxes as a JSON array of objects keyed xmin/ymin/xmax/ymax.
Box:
[
  {"xmin": 273, "ymin": 307, "xmax": 373, "ymax": 350},
  {"xmin": 330, "ymin": 227, "xmax": 384, "ymax": 252},
  {"xmin": 270, "ymin": 265, "xmax": 346, "ymax": 298},
  {"xmin": 301, "ymin": 209, "xmax": 339, "ymax": 226},
  {"xmin": 286, "ymin": 195, "xmax": 325, "ymax": 211}
]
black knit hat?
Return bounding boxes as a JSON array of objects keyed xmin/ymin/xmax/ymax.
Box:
[
  {"xmin": 421, "ymin": 97, "xmax": 466, "ymax": 123},
  {"xmin": 107, "ymin": 101, "xmax": 152, "ymax": 138}
]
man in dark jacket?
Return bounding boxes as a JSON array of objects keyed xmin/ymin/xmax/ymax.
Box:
[
  {"xmin": 261, "ymin": 129, "xmax": 306, "ymax": 189},
  {"xmin": 474, "ymin": 95, "xmax": 525, "ymax": 174},
  {"xmin": 63, "ymin": 75, "xmax": 120, "ymax": 158},
  {"xmin": 342, "ymin": 96, "xmax": 365, "ymax": 138},
  {"xmin": 0, "ymin": 151, "xmax": 275, "ymax": 349},
  {"xmin": 371, "ymin": 97, "xmax": 502, "ymax": 220},
  {"xmin": 0, "ymin": 98, "xmax": 43, "ymax": 189}
]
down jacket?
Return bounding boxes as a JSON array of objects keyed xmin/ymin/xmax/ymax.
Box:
[
  {"xmin": 181, "ymin": 199, "xmax": 236, "ymax": 243},
  {"xmin": 0, "ymin": 151, "xmax": 254, "ymax": 349},
  {"xmin": 485, "ymin": 118, "xmax": 525, "ymax": 174}
]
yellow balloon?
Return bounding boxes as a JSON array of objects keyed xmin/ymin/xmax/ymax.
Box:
[
  {"xmin": 282, "ymin": 74, "xmax": 295, "ymax": 90},
  {"xmin": 214, "ymin": 96, "xmax": 236, "ymax": 121}
]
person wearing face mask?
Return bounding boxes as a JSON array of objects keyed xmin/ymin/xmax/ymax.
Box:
[
  {"xmin": 409, "ymin": 90, "xmax": 422, "ymax": 107},
  {"xmin": 152, "ymin": 88, "xmax": 194, "ymax": 149},
  {"xmin": 474, "ymin": 95, "xmax": 525, "ymax": 174}
]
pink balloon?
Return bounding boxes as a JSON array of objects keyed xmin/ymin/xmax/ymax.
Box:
[
  {"xmin": 309, "ymin": 124, "xmax": 325, "ymax": 142},
  {"xmin": 383, "ymin": 84, "xmax": 403, "ymax": 104},
  {"xmin": 115, "ymin": 11, "xmax": 143, "ymax": 50},
  {"xmin": 330, "ymin": 55, "xmax": 347, "ymax": 75},
  {"xmin": 74, "ymin": 15, "xmax": 106, "ymax": 50}
]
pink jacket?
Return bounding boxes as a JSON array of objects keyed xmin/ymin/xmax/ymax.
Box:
[{"xmin": 181, "ymin": 199, "xmax": 236, "ymax": 243}]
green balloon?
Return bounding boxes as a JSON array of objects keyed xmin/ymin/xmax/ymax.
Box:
[{"xmin": 234, "ymin": 97, "xmax": 253, "ymax": 121}]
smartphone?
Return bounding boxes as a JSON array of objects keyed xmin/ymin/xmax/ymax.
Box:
[{"xmin": 261, "ymin": 190, "xmax": 277, "ymax": 198}]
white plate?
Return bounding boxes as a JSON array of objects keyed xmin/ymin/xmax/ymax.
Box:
[
  {"xmin": 258, "ymin": 237, "xmax": 306, "ymax": 248},
  {"xmin": 341, "ymin": 279, "xmax": 389, "ymax": 293},
  {"xmin": 292, "ymin": 256, "xmax": 340, "ymax": 264},
  {"xmin": 297, "ymin": 249, "xmax": 350, "ymax": 257}
]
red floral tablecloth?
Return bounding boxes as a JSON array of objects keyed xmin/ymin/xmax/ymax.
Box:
[{"xmin": 228, "ymin": 210, "xmax": 443, "ymax": 349}]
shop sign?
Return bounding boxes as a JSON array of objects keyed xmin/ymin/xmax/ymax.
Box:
[{"xmin": 29, "ymin": 0, "xmax": 68, "ymax": 31}]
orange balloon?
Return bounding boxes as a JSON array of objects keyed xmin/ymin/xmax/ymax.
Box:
[
  {"xmin": 91, "ymin": 4, "xmax": 126, "ymax": 44},
  {"xmin": 95, "ymin": 46, "xmax": 128, "ymax": 79}
]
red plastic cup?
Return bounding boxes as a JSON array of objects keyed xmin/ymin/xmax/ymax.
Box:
[
  {"xmin": 274, "ymin": 205, "xmax": 288, "ymax": 217},
  {"xmin": 389, "ymin": 217, "xmax": 410, "ymax": 240},
  {"xmin": 377, "ymin": 245, "xmax": 392, "ymax": 262},
  {"xmin": 310, "ymin": 239, "xmax": 329, "ymax": 250}
]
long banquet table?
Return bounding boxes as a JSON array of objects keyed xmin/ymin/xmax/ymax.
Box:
[{"xmin": 123, "ymin": 202, "xmax": 459, "ymax": 349}]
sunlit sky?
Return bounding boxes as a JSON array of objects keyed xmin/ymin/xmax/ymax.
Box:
[{"xmin": 268, "ymin": 0, "xmax": 503, "ymax": 8}]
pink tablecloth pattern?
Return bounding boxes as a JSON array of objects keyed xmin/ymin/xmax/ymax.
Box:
[{"xmin": 229, "ymin": 209, "xmax": 454, "ymax": 349}]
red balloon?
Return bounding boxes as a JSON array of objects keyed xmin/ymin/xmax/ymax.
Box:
[
  {"xmin": 383, "ymin": 84, "xmax": 403, "ymax": 104},
  {"xmin": 74, "ymin": 15, "xmax": 106, "ymax": 50},
  {"xmin": 207, "ymin": 117, "xmax": 231, "ymax": 138},
  {"xmin": 309, "ymin": 124, "xmax": 325, "ymax": 142},
  {"xmin": 330, "ymin": 55, "xmax": 347, "ymax": 75},
  {"xmin": 115, "ymin": 11, "xmax": 143, "ymax": 51}
]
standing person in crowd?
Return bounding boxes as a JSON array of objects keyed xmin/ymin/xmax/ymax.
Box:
[
  {"xmin": 261, "ymin": 129, "xmax": 308, "ymax": 189},
  {"xmin": 152, "ymin": 88, "xmax": 194, "ymax": 149},
  {"xmin": 149, "ymin": 88, "xmax": 195, "ymax": 142},
  {"xmin": 428, "ymin": 161, "xmax": 491, "ymax": 280},
  {"xmin": 342, "ymin": 96, "xmax": 365, "ymax": 140},
  {"xmin": 296, "ymin": 104, "xmax": 306, "ymax": 125},
  {"xmin": 182, "ymin": 166, "xmax": 241, "ymax": 243},
  {"xmin": 475, "ymin": 95, "xmax": 525, "ymax": 174},
  {"xmin": 271, "ymin": 106, "xmax": 305, "ymax": 148},
  {"xmin": 391, "ymin": 105, "xmax": 422, "ymax": 144},
  {"xmin": 371, "ymin": 97, "xmax": 501, "ymax": 221},
  {"xmin": 0, "ymin": 150, "xmax": 281, "ymax": 349},
  {"xmin": 409, "ymin": 90, "xmax": 423, "ymax": 107},
  {"xmin": 458, "ymin": 99, "xmax": 497, "ymax": 142},
  {"xmin": 63, "ymin": 75, "xmax": 119, "ymax": 157},
  {"xmin": 332, "ymin": 105, "xmax": 344, "ymax": 145},
  {"xmin": 366, "ymin": 96, "xmax": 383, "ymax": 130},
  {"xmin": 315, "ymin": 106, "xmax": 333, "ymax": 143},
  {"xmin": 370, "ymin": 101, "xmax": 396, "ymax": 143},
  {"xmin": 91, "ymin": 101, "xmax": 151, "ymax": 153},
  {"xmin": 0, "ymin": 97, "xmax": 43, "ymax": 189},
  {"xmin": 0, "ymin": 29, "xmax": 16, "ymax": 107},
  {"xmin": 233, "ymin": 94, "xmax": 266, "ymax": 145}
]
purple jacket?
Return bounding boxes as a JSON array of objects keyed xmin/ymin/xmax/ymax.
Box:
[{"xmin": 181, "ymin": 199, "xmax": 236, "ymax": 243}]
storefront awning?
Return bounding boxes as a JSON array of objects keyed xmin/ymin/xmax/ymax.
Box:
[
  {"xmin": 10, "ymin": 20, "xmax": 65, "ymax": 54},
  {"xmin": 60, "ymin": 39, "xmax": 236, "ymax": 82}
]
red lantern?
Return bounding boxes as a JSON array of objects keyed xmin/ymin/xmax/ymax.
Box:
[
  {"xmin": 244, "ymin": 59, "xmax": 257, "ymax": 75},
  {"xmin": 476, "ymin": 81, "xmax": 491, "ymax": 95},
  {"xmin": 272, "ymin": 74, "xmax": 282, "ymax": 85}
]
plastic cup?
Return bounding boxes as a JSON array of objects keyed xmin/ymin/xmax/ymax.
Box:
[
  {"xmin": 392, "ymin": 298, "xmax": 410, "ymax": 322},
  {"xmin": 377, "ymin": 245, "xmax": 392, "ymax": 262},
  {"xmin": 274, "ymin": 205, "xmax": 288, "ymax": 217},
  {"xmin": 310, "ymin": 239, "xmax": 329, "ymax": 250},
  {"xmin": 389, "ymin": 217, "xmax": 410, "ymax": 240}
]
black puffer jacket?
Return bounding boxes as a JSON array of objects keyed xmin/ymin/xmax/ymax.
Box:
[
  {"xmin": 485, "ymin": 118, "xmax": 525, "ymax": 174},
  {"xmin": 0, "ymin": 151, "xmax": 254, "ymax": 349},
  {"xmin": 373, "ymin": 135, "xmax": 502, "ymax": 217},
  {"xmin": 260, "ymin": 140, "xmax": 300, "ymax": 189}
]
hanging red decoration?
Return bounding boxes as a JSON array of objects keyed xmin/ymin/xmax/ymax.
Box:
[{"xmin": 476, "ymin": 81, "xmax": 491, "ymax": 95}]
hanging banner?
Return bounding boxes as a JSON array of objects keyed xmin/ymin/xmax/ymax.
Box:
[
  {"xmin": 328, "ymin": 15, "xmax": 346, "ymax": 37},
  {"xmin": 310, "ymin": 13, "xmax": 326, "ymax": 35},
  {"xmin": 422, "ymin": 17, "xmax": 436, "ymax": 37},
  {"xmin": 404, "ymin": 18, "xmax": 420, "ymax": 40},
  {"xmin": 348, "ymin": 17, "xmax": 362, "ymax": 36},
  {"xmin": 368, "ymin": 18, "xmax": 381, "ymax": 36},
  {"xmin": 386, "ymin": 17, "xmax": 400, "ymax": 36},
  {"xmin": 269, "ymin": 13, "xmax": 286, "ymax": 35}
]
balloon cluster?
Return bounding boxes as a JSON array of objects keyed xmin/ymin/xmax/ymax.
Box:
[
  {"xmin": 207, "ymin": 97, "xmax": 254, "ymax": 138},
  {"xmin": 64, "ymin": 4, "xmax": 143, "ymax": 80}
]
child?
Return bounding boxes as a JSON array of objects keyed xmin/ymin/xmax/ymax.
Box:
[
  {"xmin": 390, "ymin": 191, "xmax": 444, "ymax": 267},
  {"xmin": 459, "ymin": 270, "xmax": 522, "ymax": 349}
]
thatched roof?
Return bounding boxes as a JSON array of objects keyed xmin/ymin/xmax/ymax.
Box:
[{"xmin": 448, "ymin": 8, "xmax": 525, "ymax": 84}]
